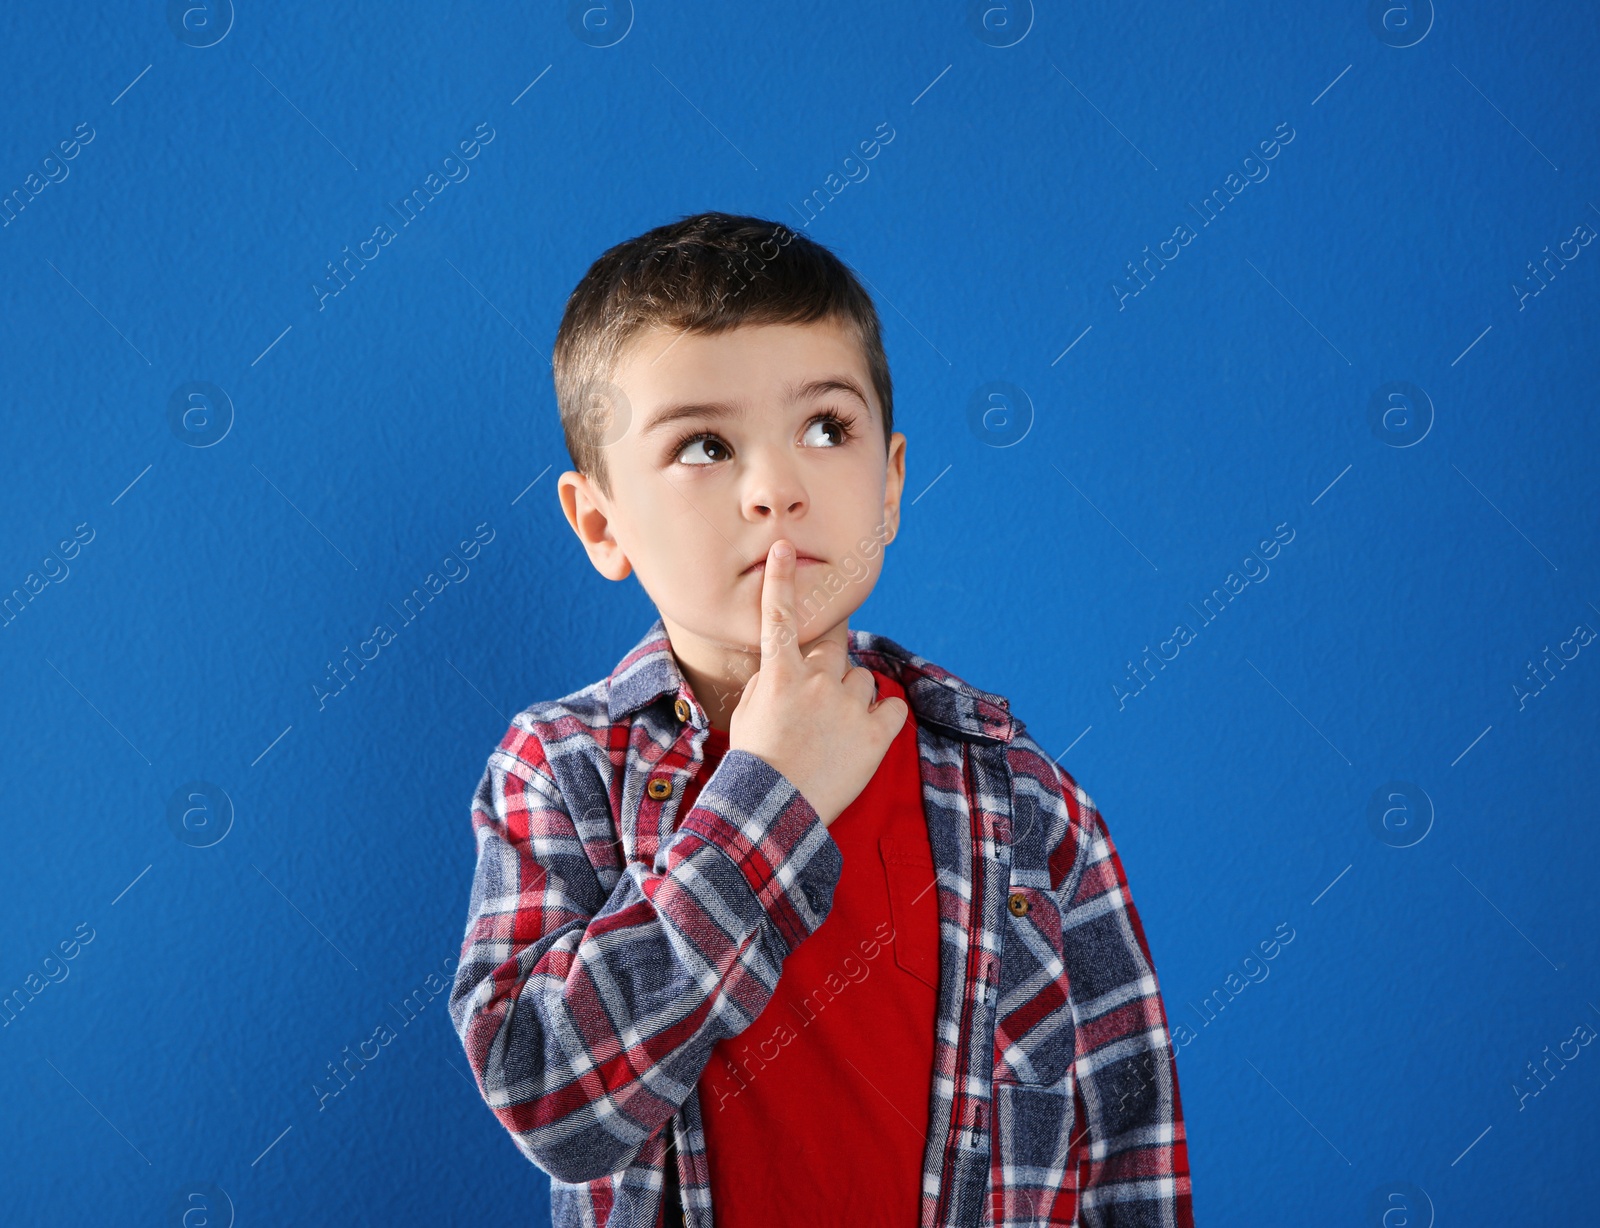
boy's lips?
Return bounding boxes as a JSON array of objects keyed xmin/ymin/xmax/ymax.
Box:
[{"xmin": 743, "ymin": 553, "xmax": 825, "ymax": 574}]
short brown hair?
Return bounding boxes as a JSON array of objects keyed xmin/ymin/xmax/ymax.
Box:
[{"xmin": 552, "ymin": 211, "xmax": 893, "ymax": 500}]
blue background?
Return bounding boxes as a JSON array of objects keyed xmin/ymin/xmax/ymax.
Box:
[{"xmin": 2, "ymin": 2, "xmax": 1596, "ymax": 1224}]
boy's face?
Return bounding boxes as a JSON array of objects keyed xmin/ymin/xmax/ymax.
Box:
[{"xmin": 558, "ymin": 315, "xmax": 907, "ymax": 677}]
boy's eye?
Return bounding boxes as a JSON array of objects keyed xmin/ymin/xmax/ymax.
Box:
[
  {"xmin": 669, "ymin": 412, "xmax": 857, "ymax": 467},
  {"xmin": 674, "ymin": 435, "xmax": 730, "ymax": 465},
  {"xmin": 800, "ymin": 416, "xmax": 851, "ymax": 447}
]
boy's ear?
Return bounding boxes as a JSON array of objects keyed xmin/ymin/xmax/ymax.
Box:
[
  {"xmin": 881, "ymin": 431, "xmax": 908, "ymax": 546},
  {"xmin": 557, "ymin": 470, "xmax": 633, "ymax": 581}
]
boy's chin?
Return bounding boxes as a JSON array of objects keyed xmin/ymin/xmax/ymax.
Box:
[
  {"xmin": 663, "ymin": 610, "xmax": 762, "ymax": 657},
  {"xmin": 675, "ymin": 607, "xmax": 828, "ymax": 657}
]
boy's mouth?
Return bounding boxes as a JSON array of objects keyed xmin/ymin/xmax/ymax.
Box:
[{"xmin": 742, "ymin": 553, "xmax": 825, "ymax": 574}]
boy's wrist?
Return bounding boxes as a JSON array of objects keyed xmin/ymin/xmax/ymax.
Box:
[{"xmin": 668, "ymin": 748, "xmax": 841, "ymax": 952}]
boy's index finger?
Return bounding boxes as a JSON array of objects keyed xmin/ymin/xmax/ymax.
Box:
[{"xmin": 759, "ymin": 539, "xmax": 801, "ymax": 666}]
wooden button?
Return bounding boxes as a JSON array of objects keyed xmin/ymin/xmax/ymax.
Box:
[
  {"xmin": 1007, "ymin": 891, "xmax": 1030, "ymax": 916},
  {"xmin": 647, "ymin": 778, "xmax": 673, "ymax": 800},
  {"xmin": 673, "ymin": 697, "xmax": 691, "ymax": 723}
]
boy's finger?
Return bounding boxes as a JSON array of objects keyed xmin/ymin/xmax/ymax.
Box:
[
  {"xmin": 872, "ymin": 695, "xmax": 909, "ymax": 732},
  {"xmin": 759, "ymin": 539, "xmax": 801, "ymax": 668},
  {"xmin": 730, "ymin": 668, "xmax": 758, "ymax": 711}
]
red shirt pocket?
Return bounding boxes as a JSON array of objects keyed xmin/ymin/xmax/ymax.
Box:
[{"xmin": 878, "ymin": 834, "xmax": 941, "ymax": 992}]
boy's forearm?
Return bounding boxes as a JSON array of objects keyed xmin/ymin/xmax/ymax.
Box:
[
  {"xmin": 664, "ymin": 749, "xmax": 843, "ymax": 953},
  {"xmin": 449, "ymin": 747, "xmax": 840, "ymax": 1184}
]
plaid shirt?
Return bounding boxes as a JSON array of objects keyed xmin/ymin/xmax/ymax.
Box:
[{"xmin": 449, "ymin": 615, "xmax": 1194, "ymax": 1227}]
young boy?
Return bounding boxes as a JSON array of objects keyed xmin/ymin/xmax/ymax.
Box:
[{"xmin": 449, "ymin": 212, "xmax": 1193, "ymax": 1227}]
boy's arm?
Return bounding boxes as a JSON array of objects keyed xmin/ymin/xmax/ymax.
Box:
[
  {"xmin": 448, "ymin": 729, "xmax": 840, "ymax": 1184},
  {"xmin": 1047, "ymin": 765, "xmax": 1194, "ymax": 1227}
]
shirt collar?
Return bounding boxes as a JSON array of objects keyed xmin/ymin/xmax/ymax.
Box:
[{"xmin": 606, "ymin": 614, "xmax": 1015, "ymax": 743}]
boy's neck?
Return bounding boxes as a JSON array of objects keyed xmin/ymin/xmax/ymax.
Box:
[{"xmin": 659, "ymin": 611, "xmax": 852, "ymax": 733}]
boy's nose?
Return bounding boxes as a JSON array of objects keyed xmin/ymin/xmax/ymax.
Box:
[
  {"xmin": 744, "ymin": 472, "xmax": 807, "ymax": 519},
  {"xmin": 751, "ymin": 495, "xmax": 805, "ymax": 516}
]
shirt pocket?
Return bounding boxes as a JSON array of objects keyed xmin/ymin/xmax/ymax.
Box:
[
  {"xmin": 992, "ymin": 884, "xmax": 1075, "ymax": 1087},
  {"xmin": 878, "ymin": 835, "xmax": 940, "ymax": 992}
]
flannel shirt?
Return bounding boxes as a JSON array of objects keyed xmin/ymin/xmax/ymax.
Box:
[{"xmin": 449, "ymin": 615, "xmax": 1194, "ymax": 1227}]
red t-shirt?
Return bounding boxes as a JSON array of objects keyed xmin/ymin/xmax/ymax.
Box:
[{"xmin": 680, "ymin": 667, "xmax": 938, "ymax": 1227}]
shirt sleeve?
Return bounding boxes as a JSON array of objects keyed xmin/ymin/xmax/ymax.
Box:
[
  {"xmin": 1051, "ymin": 770, "xmax": 1194, "ymax": 1227},
  {"xmin": 447, "ymin": 733, "xmax": 842, "ymax": 1185}
]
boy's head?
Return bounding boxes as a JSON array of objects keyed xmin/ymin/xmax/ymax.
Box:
[{"xmin": 554, "ymin": 212, "xmax": 908, "ymax": 669}]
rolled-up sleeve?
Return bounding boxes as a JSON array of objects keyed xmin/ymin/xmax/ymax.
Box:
[{"xmin": 448, "ymin": 734, "xmax": 841, "ymax": 1185}]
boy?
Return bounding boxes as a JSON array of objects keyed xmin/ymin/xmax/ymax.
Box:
[{"xmin": 449, "ymin": 213, "xmax": 1193, "ymax": 1227}]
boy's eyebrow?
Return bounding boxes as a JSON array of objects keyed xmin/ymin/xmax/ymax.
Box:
[
  {"xmin": 639, "ymin": 376, "xmax": 870, "ymax": 438},
  {"xmin": 787, "ymin": 376, "xmax": 870, "ymax": 411}
]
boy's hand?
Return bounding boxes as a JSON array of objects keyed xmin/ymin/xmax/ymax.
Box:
[{"xmin": 727, "ymin": 538, "xmax": 909, "ymax": 828}]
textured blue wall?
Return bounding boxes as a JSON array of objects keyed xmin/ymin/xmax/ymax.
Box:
[{"xmin": 2, "ymin": 2, "xmax": 1596, "ymax": 1224}]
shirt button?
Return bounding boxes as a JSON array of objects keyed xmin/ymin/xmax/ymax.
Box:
[
  {"xmin": 1007, "ymin": 891, "xmax": 1030, "ymax": 917},
  {"xmin": 647, "ymin": 778, "xmax": 673, "ymax": 800},
  {"xmin": 674, "ymin": 697, "xmax": 691, "ymax": 723}
]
